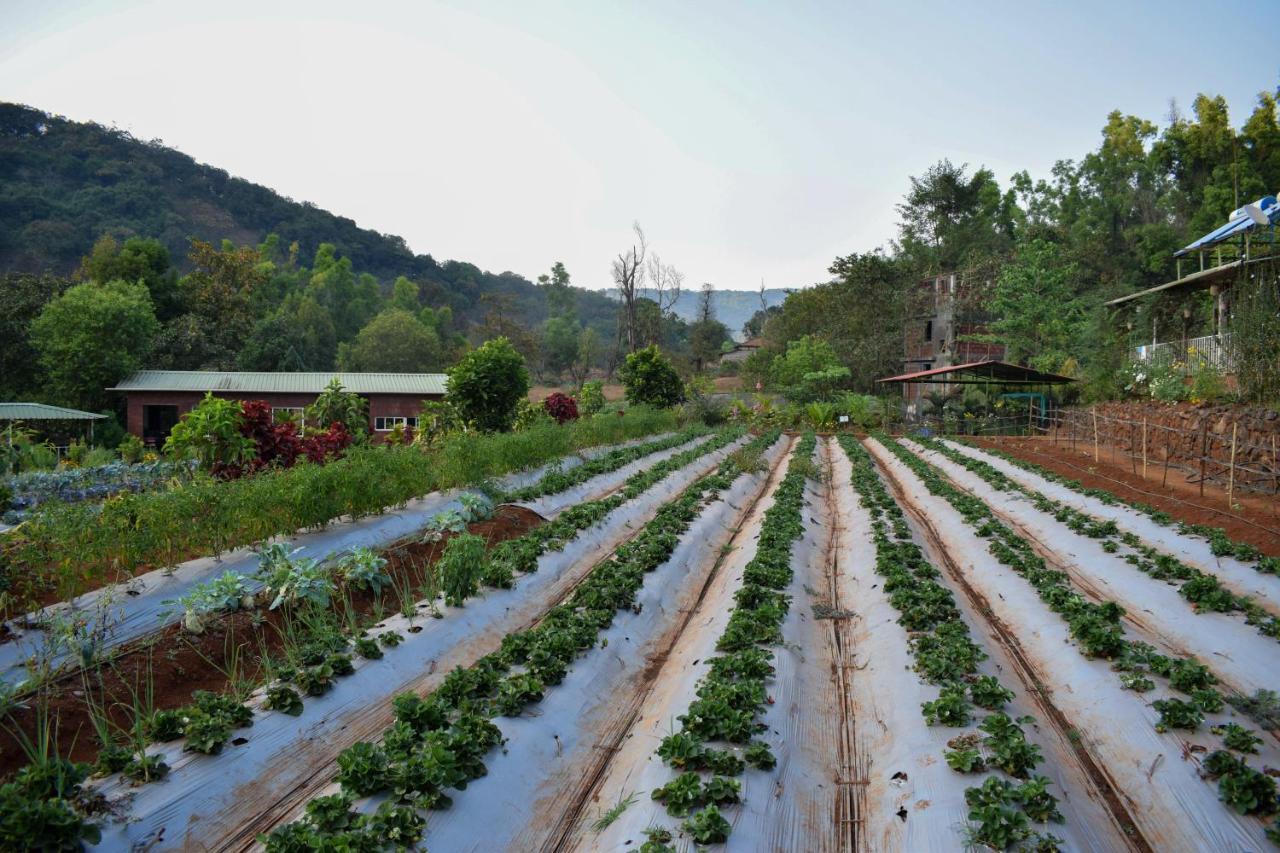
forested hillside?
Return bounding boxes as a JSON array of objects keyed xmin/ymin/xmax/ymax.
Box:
[{"xmin": 0, "ymin": 102, "xmax": 621, "ymax": 330}]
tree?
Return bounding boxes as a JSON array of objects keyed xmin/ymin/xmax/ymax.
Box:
[
  {"xmin": 537, "ymin": 261, "xmax": 576, "ymax": 320},
  {"xmin": 30, "ymin": 280, "xmax": 159, "ymax": 410},
  {"xmin": 338, "ymin": 309, "xmax": 444, "ymax": 372},
  {"xmin": 389, "ymin": 276, "xmax": 421, "ymax": 312},
  {"xmin": 181, "ymin": 239, "xmax": 267, "ymax": 359},
  {"xmin": 611, "ymin": 223, "xmax": 647, "ymax": 353},
  {"xmin": 896, "ymin": 160, "xmax": 1016, "ymax": 271},
  {"xmin": 688, "ymin": 282, "xmax": 730, "ymax": 371},
  {"xmin": 986, "ymin": 239, "xmax": 1086, "ymax": 372},
  {"xmin": 80, "ymin": 235, "xmax": 182, "ymax": 320},
  {"xmin": 540, "ymin": 315, "xmax": 581, "ymax": 380},
  {"xmin": 769, "ymin": 335, "xmax": 850, "ymax": 402},
  {"xmin": 0, "ymin": 272, "xmax": 72, "ymax": 399},
  {"xmin": 619, "ymin": 345, "xmax": 684, "ymax": 408},
  {"xmin": 446, "ymin": 337, "xmax": 530, "ymax": 432},
  {"xmin": 645, "ymin": 252, "xmax": 684, "ymax": 318}
]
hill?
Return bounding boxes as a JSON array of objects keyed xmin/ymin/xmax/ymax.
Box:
[
  {"xmin": 0, "ymin": 102, "xmax": 619, "ymax": 328},
  {"xmin": 606, "ymin": 287, "xmax": 791, "ymax": 340}
]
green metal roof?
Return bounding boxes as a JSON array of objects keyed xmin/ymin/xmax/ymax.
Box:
[
  {"xmin": 0, "ymin": 403, "xmax": 107, "ymax": 421},
  {"xmin": 108, "ymin": 371, "xmax": 448, "ymax": 396}
]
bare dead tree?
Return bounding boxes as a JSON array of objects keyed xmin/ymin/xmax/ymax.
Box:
[
  {"xmin": 646, "ymin": 252, "xmax": 684, "ymax": 317},
  {"xmin": 611, "ymin": 222, "xmax": 647, "ymax": 353}
]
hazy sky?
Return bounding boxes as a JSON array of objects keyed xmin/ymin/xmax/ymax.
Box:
[{"xmin": 2, "ymin": 1, "xmax": 1277, "ymax": 290}]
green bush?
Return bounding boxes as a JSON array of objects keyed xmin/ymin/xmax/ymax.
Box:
[
  {"xmin": 619, "ymin": 346, "xmax": 684, "ymax": 409},
  {"xmin": 164, "ymin": 393, "xmax": 254, "ymax": 469},
  {"xmin": 305, "ymin": 380, "xmax": 369, "ymax": 438},
  {"xmin": 446, "ymin": 337, "xmax": 530, "ymax": 432},
  {"xmin": 437, "ymin": 533, "xmax": 487, "ymax": 607},
  {"xmin": 118, "ymin": 433, "xmax": 145, "ymax": 463},
  {"xmin": 578, "ymin": 380, "xmax": 606, "ymax": 416}
]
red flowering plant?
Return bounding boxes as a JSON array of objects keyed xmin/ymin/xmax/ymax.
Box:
[{"xmin": 542, "ymin": 392, "xmax": 579, "ymax": 425}]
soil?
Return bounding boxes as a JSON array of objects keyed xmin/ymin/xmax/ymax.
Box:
[
  {"xmin": 0, "ymin": 505, "xmax": 544, "ymax": 779},
  {"xmin": 966, "ymin": 435, "xmax": 1280, "ymax": 558}
]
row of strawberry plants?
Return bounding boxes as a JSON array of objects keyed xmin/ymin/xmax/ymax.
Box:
[
  {"xmin": 1, "ymin": 429, "xmax": 756, "ymax": 849},
  {"xmin": 954, "ymin": 440, "xmax": 1280, "ymax": 575},
  {"xmin": 880, "ymin": 436, "xmax": 1279, "ymax": 825},
  {"xmin": 90, "ymin": 427, "xmax": 750, "ymax": 784},
  {"xmin": 0, "ymin": 409, "xmax": 681, "ymax": 615},
  {"xmin": 838, "ymin": 436, "xmax": 1063, "ymax": 851},
  {"xmin": 258, "ymin": 431, "xmax": 782, "ymax": 850},
  {"xmin": 915, "ymin": 437, "xmax": 1280, "ymax": 642},
  {"xmin": 501, "ymin": 425, "xmax": 710, "ymax": 502},
  {"xmin": 644, "ymin": 432, "xmax": 816, "ymax": 848}
]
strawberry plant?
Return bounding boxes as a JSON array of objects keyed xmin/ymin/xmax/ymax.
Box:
[
  {"xmin": 354, "ymin": 636, "xmax": 382, "ymax": 659},
  {"xmin": 336, "ymin": 742, "xmax": 391, "ymax": 796},
  {"xmin": 651, "ymin": 772, "xmax": 703, "ymax": 817},
  {"xmin": 922, "ymin": 682, "xmax": 972, "ymax": 726},
  {"xmin": 146, "ymin": 709, "xmax": 185, "ymax": 742},
  {"xmin": 122, "ymin": 753, "xmax": 169, "ymax": 784},
  {"xmin": 1212, "ymin": 723, "xmax": 1262, "ymax": 754},
  {"xmin": 182, "ymin": 710, "xmax": 233, "ymax": 755},
  {"xmin": 1152, "ymin": 698, "xmax": 1203, "ymax": 732},
  {"xmin": 682, "ymin": 804, "xmax": 731, "ymax": 844},
  {"xmin": 265, "ymin": 685, "xmax": 305, "ymax": 716},
  {"xmin": 969, "ymin": 674, "xmax": 1015, "ymax": 710}
]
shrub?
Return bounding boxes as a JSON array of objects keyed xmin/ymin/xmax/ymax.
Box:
[
  {"xmin": 305, "ymin": 380, "xmax": 369, "ymax": 439},
  {"xmin": 578, "ymin": 380, "xmax": 606, "ymax": 415},
  {"xmin": 619, "ymin": 346, "xmax": 684, "ymax": 408},
  {"xmin": 446, "ymin": 337, "xmax": 530, "ymax": 432},
  {"xmin": 437, "ymin": 533, "xmax": 487, "ymax": 606},
  {"xmin": 164, "ymin": 393, "xmax": 255, "ymax": 471},
  {"xmin": 543, "ymin": 392, "xmax": 579, "ymax": 424}
]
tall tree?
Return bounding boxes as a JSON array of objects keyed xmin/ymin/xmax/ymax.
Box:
[
  {"xmin": 30, "ymin": 280, "xmax": 158, "ymax": 410},
  {"xmin": 611, "ymin": 223, "xmax": 647, "ymax": 353},
  {"xmin": 338, "ymin": 309, "xmax": 444, "ymax": 372}
]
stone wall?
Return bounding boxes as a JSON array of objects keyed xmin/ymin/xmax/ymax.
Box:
[{"xmin": 1056, "ymin": 401, "xmax": 1280, "ymax": 494}]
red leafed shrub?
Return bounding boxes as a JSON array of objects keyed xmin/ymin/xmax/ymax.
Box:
[
  {"xmin": 239, "ymin": 401, "xmax": 302, "ymax": 471},
  {"xmin": 212, "ymin": 402, "xmax": 352, "ymax": 478},
  {"xmin": 301, "ymin": 422, "xmax": 353, "ymax": 463},
  {"xmin": 543, "ymin": 392, "xmax": 579, "ymax": 424}
]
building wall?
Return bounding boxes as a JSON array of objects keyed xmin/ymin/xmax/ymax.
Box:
[{"xmin": 124, "ymin": 390, "xmax": 443, "ymax": 445}]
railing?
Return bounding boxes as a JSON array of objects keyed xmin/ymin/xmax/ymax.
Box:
[{"xmin": 1133, "ymin": 333, "xmax": 1232, "ymax": 371}]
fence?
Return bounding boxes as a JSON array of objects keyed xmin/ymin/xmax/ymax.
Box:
[
  {"xmin": 1132, "ymin": 333, "xmax": 1233, "ymax": 371},
  {"xmin": 888, "ymin": 402, "xmax": 1280, "ymax": 502},
  {"xmin": 1043, "ymin": 407, "xmax": 1278, "ymax": 502}
]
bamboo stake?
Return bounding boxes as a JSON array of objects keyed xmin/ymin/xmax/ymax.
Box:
[
  {"xmin": 1093, "ymin": 410, "xmax": 1100, "ymax": 463},
  {"xmin": 1142, "ymin": 417, "xmax": 1148, "ymax": 480},
  {"xmin": 1162, "ymin": 447, "xmax": 1170, "ymax": 488},
  {"xmin": 1273, "ymin": 435, "xmax": 1278, "ymax": 498},
  {"xmin": 1130, "ymin": 422, "xmax": 1137, "ymax": 475},
  {"xmin": 1227, "ymin": 423, "xmax": 1238, "ymax": 509}
]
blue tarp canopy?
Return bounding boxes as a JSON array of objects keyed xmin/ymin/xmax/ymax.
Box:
[{"xmin": 1174, "ymin": 195, "xmax": 1279, "ymax": 257}]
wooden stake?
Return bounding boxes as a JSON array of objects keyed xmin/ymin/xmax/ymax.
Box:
[
  {"xmin": 1093, "ymin": 410, "xmax": 1100, "ymax": 463},
  {"xmin": 1227, "ymin": 423, "xmax": 1237, "ymax": 509},
  {"xmin": 1273, "ymin": 435, "xmax": 1278, "ymax": 497},
  {"xmin": 1130, "ymin": 422, "xmax": 1138, "ymax": 475},
  {"xmin": 1199, "ymin": 424, "xmax": 1208, "ymax": 498},
  {"xmin": 1162, "ymin": 447, "xmax": 1170, "ymax": 488},
  {"xmin": 1142, "ymin": 418, "xmax": 1148, "ymax": 480}
]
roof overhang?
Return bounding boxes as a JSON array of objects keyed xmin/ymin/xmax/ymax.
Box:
[
  {"xmin": 0, "ymin": 403, "xmax": 107, "ymax": 421},
  {"xmin": 877, "ymin": 359, "xmax": 1075, "ymax": 386}
]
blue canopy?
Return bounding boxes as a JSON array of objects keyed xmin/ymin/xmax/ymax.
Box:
[{"xmin": 1174, "ymin": 195, "xmax": 1279, "ymax": 257}]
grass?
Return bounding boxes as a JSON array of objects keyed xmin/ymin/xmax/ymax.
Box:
[{"xmin": 591, "ymin": 790, "xmax": 639, "ymax": 831}]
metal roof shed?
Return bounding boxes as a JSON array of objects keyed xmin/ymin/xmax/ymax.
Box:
[{"xmin": 0, "ymin": 403, "xmax": 106, "ymax": 443}]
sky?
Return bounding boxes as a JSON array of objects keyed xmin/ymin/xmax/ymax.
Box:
[{"xmin": 1, "ymin": 0, "xmax": 1277, "ymax": 291}]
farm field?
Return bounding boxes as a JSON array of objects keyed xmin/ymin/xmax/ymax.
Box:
[{"xmin": 5, "ymin": 427, "xmax": 1278, "ymax": 852}]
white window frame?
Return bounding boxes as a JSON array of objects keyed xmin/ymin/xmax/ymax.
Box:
[{"xmin": 374, "ymin": 416, "xmax": 418, "ymax": 432}]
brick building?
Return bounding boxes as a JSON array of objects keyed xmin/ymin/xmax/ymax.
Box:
[
  {"xmin": 901, "ymin": 272, "xmax": 1005, "ymax": 406},
  {"xmin": 109, "ymin": 371, "xmax": 447, "ymax": 446}
]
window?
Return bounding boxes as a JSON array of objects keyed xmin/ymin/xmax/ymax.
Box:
[
  {"xmin": 272, "ymin": 407, "xmax": 305, "ymax": 430},
  {"xmin": 374, "ymin": 416, "xmax": 418, "ymax": 432},
  {"xmin": 924, "ymin": 320, "xmax": 933, "ymax": 342}
]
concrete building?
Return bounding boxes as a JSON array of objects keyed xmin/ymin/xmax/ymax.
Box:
[{"xmin": 109, "ymin": 371, "xmax": 447, "ymax": 446}]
